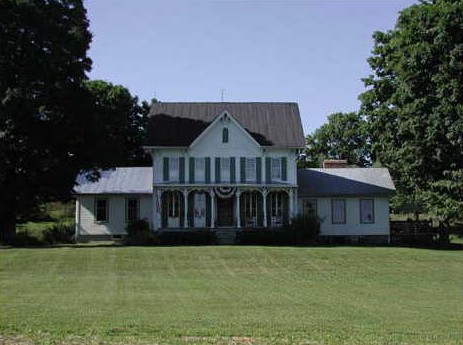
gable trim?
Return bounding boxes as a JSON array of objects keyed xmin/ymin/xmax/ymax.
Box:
[{"xmin": 188, "ymin": 111, "xmax": 262, "ymax": 149}]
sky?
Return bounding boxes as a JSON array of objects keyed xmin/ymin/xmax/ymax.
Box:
[{"xmin": 86, "ymin": 0, "xmax": 417, "ymax": 134}]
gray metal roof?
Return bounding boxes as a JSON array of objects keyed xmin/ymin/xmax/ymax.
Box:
[
  {"xmin": 145, "ymin": 102, "xmax": 305, "ymax": 148},
  {"xmin": 74, "ymin": 167, "xmax": 152, "ymax": 194},
  {"xmin": 297, "ymin": 168, "xmax": 396, "ymax": 197}
]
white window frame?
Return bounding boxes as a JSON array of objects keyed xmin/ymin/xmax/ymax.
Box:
[
  {"xmin": 167, "ymin": 193, "xmax": 180, "ymax": 218},
  {"xmin": 221, "ymin": 157, "xmax": 230, "ymax": 182},
  {"xmin": 302, "ymin": 198, "xmax": 317, "ymax": 218},
  {"xmin": 169, "ymin": 157, "xmax": 179, "ymax": 182},
  {"xmin": 195, "ymin": 157, "xmax": 205, "ymax": 182},
  {"xmin": 360, "ymin": 199, "xmax": 375, "ymax": 224},
  {"xmin": 95, "ymin": 197, "xmax": 109, "ymax": 223},
  {"xmin": 245, "ymin": 158, "xmax": 256, "ymax": 182},
  {"xmin": 271, "ymin": 157, "xmax": 282, "ymax": 181},
  {"xmin": 331, "ymin": 199, "xmax": 346, "ymax": 224},
  {"xmin": 126, "ymin": 197, "xmax": 139, "ymax": 222}
]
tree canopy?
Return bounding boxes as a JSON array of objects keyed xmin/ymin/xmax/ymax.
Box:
[
  {"xmin": 359, "ymin": 0, "xmax": 463, "ymax": 222},
  {"xmin": 0, "ymin": 1, "xmax": 150, "ymax": 239},
  {"xmin": 303, "ymin": 112, "xmax": 371, "ymax": 168}
]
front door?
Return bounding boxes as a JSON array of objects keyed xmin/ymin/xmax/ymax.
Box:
[{"xmin": 217, "ymin": 197, "xmax": 234, "ymax": 227}]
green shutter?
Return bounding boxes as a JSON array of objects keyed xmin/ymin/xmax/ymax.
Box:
[
  {"xmin": 265, "ymin": 157, "xmax": 271, "ymax": 183},
  {"xmin": 230, "ymin": 157, "xmax": 236, "ymax": 183},
  {"xmin": 256, "ymin": 157, "xmax": 262, "ymax": 184},
  {"xmin": 205, "ymin": 157, "xmax": 211, "ymax": 183},
  {"xmin": 215, "ymin": 157, "xmax": 221, "ymax": 183},
  {"xmin": 281, "ymin": 157, "xmax": 287, "ymax": 181},
  {"xmin": 161, "ymin": 193, "xmax": 167, "ymax": 228},
  {"xmin": 163, "ymin": 157, "xmax": 169, "ymax": 182},
  {"xmin": 189, "ymin": 158, "xmax": 195, "ymax": 183},
  {"xmin": 257, "ymin": 193, "xmax": 264, "ymax": 227},
  {"xmin": 240, "ymin": 157, "xmax": 246, "ymax": 183},
  {"xmin": 179, "ymin": 192, "xmax": 185, "ymax": 227},
  {"xmin": 188, "ymin": 192, "xmax": 195, "ymax": 227},
  {"xmin": 206, "ymin": 193, "xmax": 211, "ymax": 227},
  {"xmin": 179, "ymin": 157, "xmax": 185, "ymax": 183}
]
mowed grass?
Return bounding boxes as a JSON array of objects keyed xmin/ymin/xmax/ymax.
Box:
[{"xmin": 1, "ymin": 246, "xmax": 462, "ymax": 344}]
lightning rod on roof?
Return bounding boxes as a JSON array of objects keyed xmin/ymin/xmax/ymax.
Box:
[{"xmin": 221, "ymin": 89, "xmax": 225, "ymax": 102}]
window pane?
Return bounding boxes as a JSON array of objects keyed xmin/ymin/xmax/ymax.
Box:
[
  {"xmin": 170, "ymin": 157, "xmax": 179, "ymax": 181},
  {"xmin": 96, "ymin": 199, "xmax": 108, "ymax": 222},
  {"xmin": 332, "ymin": 199, "xmax": 345, "ymax": 224},
  {"xmin": 271, "ymin": 158, "xmax": 281, "ymax": 180},
  {"xmin": 222, "ymin": 128, "xmax": 229, "ymax": 143},
  {"xmin": 127, "ymin": 198, "xmax": 139, "ymax": 221},
  {"xmin": 303, "ymin": 199, "xmax": 317, "ymax": 217},
  {"xmin": 221, "ymin": 157, "xmax": 230, "ymax": 182},
  {"xmin": 360, "ymin": 199, "xmax": 374, "ymax": 223},
  {"xmin": 245, "ymin": 158, "xmax": 256, "ymax": 182},
  {"xmin": 196, "ymin": 158, "xmax": 205, "ymax": 182}
]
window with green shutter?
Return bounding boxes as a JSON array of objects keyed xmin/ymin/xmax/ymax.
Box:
[
  {"xmin": 230, "ymin": 157, "xmax": 236, "ymax": 183},
  {"xmin": 163, "ymin": 157, "xmax": 169, "ymax": 182},
  {"xmin": 179, "ymin": 157, "xmax": 185, "ymax": 183},
  {"xmin": 205, "ymin": 157, "xmax": 211, "ymax": 183},
  {"xmin": 256, "ymin": 157, "xmax": 262, "ymax": 183},
  {"xmin": 281, "ymin": 156, "xmax": 287, "ymax": 181}
]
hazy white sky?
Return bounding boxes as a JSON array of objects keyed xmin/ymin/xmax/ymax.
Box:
[{"xmin": 86, "ymin": 0, "xmax": 417, "ymax": 134}]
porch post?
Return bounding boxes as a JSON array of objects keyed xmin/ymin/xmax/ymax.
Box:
[
  {"xmin": 152, "ymin": 187, "xmax": 157, "ymax": 231},
  {"xmin": 288, "ymin": 189, "xmax": 294, "ymax": 224},
  {"xmin": 236, "ymin": 189, "xmax": 241, "ymax": 228},
  {"xmin": 156, "ymin": 188, "xmax": 162, "ymax": 230},
  {"xmin": 209, "ymin": 189, "xmax": 215, "ymax": 228},
  {"xmin": 262, "ymin": 188, "xmax": 268, "ymax": 228},
  {"xmin": 183, "ymin": 188, "xmax": 188, "ymax": 228}
]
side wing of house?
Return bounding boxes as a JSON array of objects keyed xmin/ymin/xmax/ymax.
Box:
[
  {"xmin": 74, "ymin": 168, "xmax": 153, "ymax": 240},
  {"xmin": 297, "ymin": 168, "xmax": 396, "ymax": 243}
]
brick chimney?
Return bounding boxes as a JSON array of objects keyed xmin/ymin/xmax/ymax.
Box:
[{"xmin": 322, "ymin": 159, "xmax": 348, "ymax": 168}]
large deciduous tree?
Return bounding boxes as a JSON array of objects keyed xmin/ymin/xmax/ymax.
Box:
[
  {"xmin": 302, "ymin": 112, "xmax": 371, "ymax": 168},
  {"xmin": 84, "ymin": 80, "xmax": 151, "ymax": 167},
  {"xmin": 360, "ymin": 0, "xmax": 463, "ymax": 222},
  {"xmin": 0, "ymin": 1, "xmax": 149, "ymax": 240}
]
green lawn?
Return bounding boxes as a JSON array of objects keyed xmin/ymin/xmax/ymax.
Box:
[{"xmin": 1, "ymin": 246, "xmax": 462, "ymax": 344}]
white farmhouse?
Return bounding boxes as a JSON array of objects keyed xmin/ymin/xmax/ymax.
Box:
[{"xmin": 74, "ymin": 102, "xmax": 395, "ymax": 243}]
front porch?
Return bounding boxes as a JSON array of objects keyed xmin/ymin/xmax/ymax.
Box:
[{"xmin": 153, "ymin": 186, "xmax": 297, "ymax": 231}]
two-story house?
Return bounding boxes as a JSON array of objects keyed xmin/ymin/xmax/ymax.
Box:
[
  {"xmin": 144, "ymin": 102, "xmax": 304, "ymax": 231},
  {"xmin": 74, "ymin": 102, "xmax": 395, "ymax": 243}
]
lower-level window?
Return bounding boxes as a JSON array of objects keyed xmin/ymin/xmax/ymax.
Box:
[
  {"xmin": 360, "ymin": 199, "xmax": 374, "ymax": 223},
  {"xmin": 95, "ymin": 198, "xmax": 108, "ymax": 222},
  {"xmin": 244, "ymin": 193, "xmax": 258, "ymax": 218},
  {"xmin": 331, "ymin": 199, "xmax": 346, "ymax": 224},
  {"xmin": 302, "ymin": 198, "xmax": 317, "ymax": 218},
  {"xmin": 167, "ymin": 193, "xmax": 180, "ymax": 218},
  {"xmin": 126, "ymin": 197, "xmax": 139, "ymax": 222},
  {"xmin": 270, "ymin": 193, "xmax": 283, "ymax": 217}
]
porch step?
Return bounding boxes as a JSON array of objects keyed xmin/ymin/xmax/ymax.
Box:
[{"xmin": 216, "ymin": 229, "xmax": 238, "ymax": 245}]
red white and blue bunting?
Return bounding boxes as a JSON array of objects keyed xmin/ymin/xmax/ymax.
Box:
[{"xmin": 213, "ymin": 187, "xmax": 236, "ymax": 199}]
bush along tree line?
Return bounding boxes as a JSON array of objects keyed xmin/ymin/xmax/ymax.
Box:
[
  {"xmin": 0, "ymin": 0, "xmax": 151, "ymax": 243},
  {"xmin": 303, "ymin": 0, "xmax": 463, "ymax": 230}
]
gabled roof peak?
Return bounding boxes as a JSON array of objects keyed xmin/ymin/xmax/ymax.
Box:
[{"xmin": 145, "ymin": 102, "xmax": 305, "ymax": 148}]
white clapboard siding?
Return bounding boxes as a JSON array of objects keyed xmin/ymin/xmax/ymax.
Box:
[{"xmin": 76, "ymin": 194, "xmax": 152, "ymax": 236}]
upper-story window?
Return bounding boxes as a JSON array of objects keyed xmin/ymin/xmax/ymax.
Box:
[
  {"xmin": 195, "ymin": 157, "xmax": 205, "ymax": 182},
  {"xmin": 164, "ymin": 157, "xmax": 180, "ymax": 182},
  {"xmin": 271, "ymin": 158, "xmax": 282, "ymax": 180},
  {"xmin": 245, "ymin": 158, "xmax": 256, "ymax": 182},
  {"xmin": 222, "ymin": 128, "xmax": 229, "ymax": 143},
  {"xmin": 221, "ymin": 157, "xmax": 231, "ymax": 182},
  {"xmin": 170, "ymin": 157, "xmax": 179, "ymax": 181}
]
